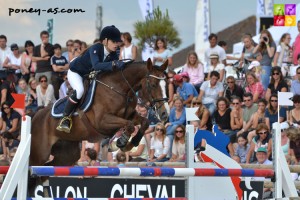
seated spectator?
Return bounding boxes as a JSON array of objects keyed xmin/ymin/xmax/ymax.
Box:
[
  {"xmin": 224, "ymin": 76, "xmax": 244, "ymax": 103},
  {"xmin": 287, "ymin": 127, "xmax": 300, "ymax": 164},
  {"xmin": 265, "ymin": 94, "xmax": 286, "ymax": 128},
  {"xmin": 233, "ymin": 135, "xmax": 250, "ymax": 164},
  {"xmin": 207, "ymin": 53, "xmax": 225, "ymax": 82},
  {"xmin": 198, "ymin": 71, "xmax": 224, "ymax": 115},
  {"xmin": 85, "ymin": 148, "xmax": 100, "ymax": 166},
  {"xmin": 106, "ymin": 129, "xmax": 123, "ymax": 162},
  {"xmin": 265, "ymin": 67, "xmax": 288, "ymax": 101},
  {"xmin": 1, "ymin": 132, "xmax": 19, "ymax": 162},
  {"xmin": 246, "ymin": 123, "xmax": 272, "ymax": 164},
  {"xmin": 230, "ymin": 96, "xmax": 243, "ymax": 138},
  {"xmin": 78, "ymin": 140, "xmax": 100, "ymax": 163},
  {"xmin": 291, "ymin": 66, "xmax": 300, "ymax": 95},
  {"xmin": 280, "ymin": 122, "xmax": 290, "ymax": 158},
  {"xmin": 127, "ymin": 126, "xmax": 148, "ymax": 162},
  {"xmin": 288, "ymin": 94, "xmax": 300, "ymax": 128},
  {"xmin": 36, "ymin": 75, "xmax": 56, "ymax": 107},
  {"xmin": 242, "ymin": 92, "xmax": 258, "ymax": 125},
  {"xmin": 1, "ymin": 102, "xmax": 21, "ymax": 140},
  {"xmin": 28, "ymin": 77, "xmax": 38, "ymax": 111},
  {"xmin": 165, "ymin": 97, "xmax": 186, "ymax": 155},
  {"xmin": 192, "ymin": 97, "xmax": 212, "ymax": 131},
  {"xmin": 247, "ymin": 61, "xmax": 262, "ymax": 81},
  {"xmin": 0, "ymin": 78, "xmax": 15, "ymax": 106},
  {"xmin": 169, "ymin": 125, "xmax": 186, "ymax": 162},
  {"xmin": 16, "ymin": 78, "xmax": 32, "ymax": 112},
  {"xmin": 182, "ymin": 51, "xmax": 204, "ymax": 92},
  {"xmin": 245, "ymin": 72, "xmax": 264, "ymax": 103},
  {"xmin": 173, "ymin": 74, "xmax": 198, "ymax": 106},
  {"xmin": 116, "ymin": 151, "xmax": 126, "ymax": 167},
  {"xmin": 149, "ymin": 123, "xmax": 170, "ymax": 162}
]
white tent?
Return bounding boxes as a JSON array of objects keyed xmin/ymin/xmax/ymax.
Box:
[{"xmin": 233, "ymin": 3, "xmax": 300, "ymax": 54}]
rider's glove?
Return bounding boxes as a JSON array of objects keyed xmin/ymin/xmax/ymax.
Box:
[{"xmin": 112, "ymin": 60, "xmax": 125, "ymax": 71}]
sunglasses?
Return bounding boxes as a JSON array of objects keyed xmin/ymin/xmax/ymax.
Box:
[
  {"xmin": 270, "ymin": 99, "xmax": 278, "ymax": 102},
  {"xmin": 40, "ymin": 80, "xmax": 47, "ymax": 83},
  {"xmin": 193, "ymin": 102, "xmax": 201, "ymax": 105},
  {"xmin": 156, "ymin": 128, "xmax": 164, "ymax": 132},
  {"xmin": 294, "ymin": 101, "xmax": 300, "ymax": 104},
  {"xmin": 258, "ymin": 131, "xmax": 268, "ymax": 135},
  {"xmin": 232, "ymin": 102, "xmax": 239, "ymax": 105},
  {"xmin": 272, "ymin": 72, "xmax": 280, "ymax": 75},
  {"xmin": 175, "ymin": 130, "xmax": 184, "ymax": 133}
]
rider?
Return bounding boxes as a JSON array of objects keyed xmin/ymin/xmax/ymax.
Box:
[{"xmin": 56, "ymin": 25, "xmax": 125, "ymax": 133}]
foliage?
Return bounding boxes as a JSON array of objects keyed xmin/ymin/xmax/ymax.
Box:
[{"xmin": 134, "ymin": 7, "xmax": 181, "ymax": 50}]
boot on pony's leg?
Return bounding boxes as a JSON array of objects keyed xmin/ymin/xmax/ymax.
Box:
[{"xmin": 56, "ymin": 91, "xmax": 80, "ymax": 133}]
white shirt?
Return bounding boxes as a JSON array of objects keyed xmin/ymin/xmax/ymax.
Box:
[
  {"xmin": 36, "ymin": 84, "xmax": 56, "ymax": 107},
  {"xmin": 0, "ymin": 47, "xmax": 12, "ymax": 70},
  {"xmin": 6, "ymin": 53, "xmax": 22, "ymax": 73},
  {"xmin": 103, "ymin": 46, "xmax": 110, "ymax": 61},
  {"xmin": 204, "ymin": 45, "xmax": 226, "ymax": 72},
  {"xmin": 150, "ymin": 136, "xmax": 170, "ymax": 158},
  {"xmin": 120, "ymin": 44, "xmax": 133, "ymax": 60}
]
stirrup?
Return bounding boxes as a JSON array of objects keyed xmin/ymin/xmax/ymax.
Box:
[{"xmin": 56, "ymin": 116, "xmax": 73, "ymax": 133}]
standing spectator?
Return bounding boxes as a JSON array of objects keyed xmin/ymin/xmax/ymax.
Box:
[
  {"xmin": 224, "ymin": 76, "xmax": 244, "ymax": 103},
  {"xmin": 0, "ymin": 35, "xmax": 12, "ymax": 80},
  {"xmin": 81, "ymin": 41, "xmax": 88, "ymax": 52},
  {"xmin": 182, "ymin": 51, "xmax": 204, "ymax": 92},
  {"xmin": 152, "ymin": 37, "xmax": 172, "ymax": 69},
  {"xmin": 50, "ymin": 43, "xmax": 69, "ymax": 99},
  {"xmin": 173, "ymin": 74, "xmax": 198, "ymax": 106},
  {"xmin": 252, "ymin": 30, "xmax": 276, "ymax": 90},
  {"xmin": 245, "ymin": 72, "xmax": 264, "ymax": 103},
  {"xmin": 169, "ymin": 125, "xmax": 186, "ymax": 162},
  {"xmin": 36, "ymin": 75, "xmax": 56, "ymax": 107},
  {"xmin": 72, "ymin": 39, "xmax": 82, "ymax": 58},
  {"xmin": 273, "ymin": 33, "xmax": 293, "ymax": 76},
  {"xmin": 148, "ymin": 123, "xmax": 170, "ymax": 162},
  {"xmin": 198, "ymin": 71, "xmax": 224, "ymax": 115},
  {"xmin": 207, "ymin": 53, "xmax": 225, "ymax": 82},
  {"xmin": 192, "ymin": 97, "xmax": 212, "ymax": 131},
  {"xmin": 265, "ymin": 94, "xmax": 286, "ymax": 128},
  {"xmin": 291, "ymin": 66, "xmax": 300, "ymax": 95},
  {"xmin": 119, "ymin": 32, "xmax": 137, "ymax": 60},
  {"xmin": 292, "ymin": 20, "xmax": 300, "ymax": 65},
  {"xmin": 265, "ymin": 67, "xmax": 288, "ymax": 101},
  {"xmin": 3, "ymin": 43, "xmax": 22, "ymax": 81},
  {"xmin": 33, "ymin": 30, "xmax": 54, "ymax": 83},
  {"xmin": 204, "ymin": 33, "xmax": 226, "ymax": 74},
  {"xmin": 62, "ymin": 39, "xmax": 74, "ymax": 62},
  {"xmin": 288, "ymin": 94, "xmax": 300, "ymax": 128},
  {"xmin": 21, "ymin": 40, "xmax": 35, "ymax": 82},
  {"xmin": 166, "ymin": 70, "xmax": 176, "ymax": 107}
]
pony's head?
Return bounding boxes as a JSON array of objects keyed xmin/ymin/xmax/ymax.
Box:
[{"xmin": 140, "ymin": 58, "xmax": 169, "ymax": 123}]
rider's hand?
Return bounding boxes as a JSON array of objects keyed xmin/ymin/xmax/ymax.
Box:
[{"xmin": 112, "ymin": 60, "xmax": 125, "ymax": 71}]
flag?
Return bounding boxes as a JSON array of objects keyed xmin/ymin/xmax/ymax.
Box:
[
  {"xmin": 278, "ymin": 92, "xmax": 294, "ymax": 106},
  {"xmin": 10, "ymin": 93, "xmax": 25, "ymax": 119},
  {"xmin": 47, "ymin": 18, "xmax": 54, "ymax": 44}
]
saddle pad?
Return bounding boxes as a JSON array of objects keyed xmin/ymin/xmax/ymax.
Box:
[{"xmin": 51, "ymin": 80, "xmax": 96, "ymax": 118}]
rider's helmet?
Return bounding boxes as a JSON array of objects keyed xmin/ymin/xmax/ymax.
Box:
[{"xmin": 99, "ymin": 25, "xmax": 122, "ymax": 42}]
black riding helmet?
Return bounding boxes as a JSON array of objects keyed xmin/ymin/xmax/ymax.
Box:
[{"xmin": 99, "ymin": 25, "xmax": 122, "ymax": 42}]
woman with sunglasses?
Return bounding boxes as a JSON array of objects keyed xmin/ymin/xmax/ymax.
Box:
[
  {"xmin": 149, "ymin": 123, "xmax": 170, "ymax": 162},
  {"xmin": 169, "ymin": 125, "xmax": 186, "ymax": 162},
  {"xmin": 230, "ymin": 96, "xmax": 243, "ymax": 133},
  {"xmin": 36, "ymin": 75, "xmax": 56, "ymax": 107},
  {"xmin": 192, "ymin": 97, "xmax": 212, "ymax": 131},
  {"xmin": 265, "ymin": 67, "xmax": 288, "ymax": 101},
  {"xmin": 246, "ymin": 123, "xmax": 272, "ymax": 164},
  {"xmin": 288, "ymin": 94, "xmax": 300, "ymax": 128},
  {"xmin": 245, "ymin": 72, "xmax": 264, "ymax": 103},
  {"xmin": 265, "ymin": 94, "xmax": 286, "ymax": 128}
]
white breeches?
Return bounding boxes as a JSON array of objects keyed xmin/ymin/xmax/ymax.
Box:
[{"xmin": 67, "ymin": 70, "xmax": 84, "ymax": 99}]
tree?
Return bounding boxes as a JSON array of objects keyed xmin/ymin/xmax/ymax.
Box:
[{"xmin": 134, "ymin": 7, "xmax": 181, "ymax": 50}]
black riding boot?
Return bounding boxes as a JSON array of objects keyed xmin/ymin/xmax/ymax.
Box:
[{"xmin": 56, "ymin": 91, "xmax": 79, "ymax": 133}]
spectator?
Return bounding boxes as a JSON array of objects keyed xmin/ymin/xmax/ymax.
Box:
[
  {"xmin": 116, "ymin": 151, "xmax": 126, "ymax": 167},
  {"xmin": 252, "ymin": 29, "xmax": 276, "ymax": 90},
  {"xmin": 73, "ymin": 39, "xmax": 82, "ymax": 58},
  {"xmin": 81, "ymin": 41, "xmax": 88, "ymax": 52},
  {"xmin": 230, "ymin": 96, "xmax": 243, "ymax": 135},
  {"xmin": 248, "ymin": 60, "xmax": 261, "ymax": 81},
  {"xmin": 265, "ymin": 66, "xmax": 288, "ymax": 101},
  {"xmin": 192, "ymin": 97, "xmax": 212, "ymax": 131},
  {"xmin": 288, "ymin": 94, "xmax": 300, "ymax": 128},
  {"xmin": 152, "ymin": 37, "xmax": 172, "ymax": 69},
  {"xmin": 204, "ymin": 33, "xmax": 226, "ymax": 74},
  {"xmin": 292, "ymin": 20, "xmax": 300, "ymax": 65},
  {"xmin": 28, "ymin": 77, "xmax": 38, "ymax": 110},
  {"xmin": 0, "ymin": 35, "xmax": 12, "ymax": 80},
  {"xmin": 245, "ymin": 72, "xmax": 264, "ymax": 103},
  {"xmin": 233, "ymin": 135, "xmax": 250, "ymax": 164},
  {"xmin": 85, "ymin": 148, "xmax": 100, "ymax": 166},
  {"xmin": 198, "ymin": 71, "xmax": 224, "ymax": 115},
  {"xmin": 166, "ymin": 70, "xmax": 176, "ymax": 106},
  {"xmin": 291, "ymin": 66, "xmax": 300, "ymax": 95},
  {"xmin": 127, "ymin": 126, "xmax": 148, "ymax": 162},
  {"xmin": 1, "ymin": 132, "xmax": 19, "ymax": 162},
  {"xmin": 0, "ymin": 78, "xmax": 15, "ymax": 106},
  {"xmin": 265, "ymin": 94, "xmax": 286, "ymax": 128},
  {"xmin": 33, "ymin": 30, "xmax": 54, "ymax": 83},
  {"xmin": 79, "ymin": 140, "xmax": 100, "ymax": 163},
  {"xmin": 280, "ymin": 122, "xmax": 290, "ymax": 157},
  {"xmin": 207, "ymin": 53, "xmax": 225, "ymax": 82},
  {"xmin": 1, "ymin": 102, "xmax": 21, "ymax": 139},
  {"xmin": 16, "ymin": 78, "xmax": 32, "ymax": 111},
  {"xmin": 3, "ymin": 43, "xmax": 22, "ymax": 81},
  {"xmin": 21, "ymin": 40, "xmax": 35, "ymax": 82},
  {"xmin": 173, "ymin": 74, "xmax": 198, "ymax": 106},
  {"xmin": 240, "ymin": 34, "xmax": 261, "ymax": 72},
  {"xmin": 36, "ymin": 75, "xmax": 56, "ymax": 107},
  {"xmin": 273, "ymin": 33, "xmax": 293, "ymax": 76},
  {"xmin": 242, "ymin": 93, "xmax": 258, "ymax": 124},
  {"xmin": 62, "ymin": 39, "xmax": 74, "ymax": 62},
  {"xmin": 224, "ymin": 76, "xmax": 244, "ymax": 103},
  {"xmin": 50, "ymin": 43, "xmax": 69, "ymax": 99},
  {"xmin": 169, "ymin": 125, "xmax": 186, "ymax": 162},
  {"xmin": 182, "ymin": 51, "xmax": 204, "ymax": 92},
  {"xmin": 246, "ymin": 123, "xmax": 272, "ymax": 164},
  {"xmin": 119, "ymin": 32, "xmax": 137, "ymax": 60},
  {"xmin": 287, "ymin": 127, "xmax": 300, "ymax": 164},
  {"xmin": 149, "ymin": 123, "xmax": 170, "ymax": 162}
]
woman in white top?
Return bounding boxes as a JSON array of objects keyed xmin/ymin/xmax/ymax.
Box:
[
  {"xmin": 153, "ymin": 37, "xmax": 172, "ymax": 69},
  {"xmin": 148, "ymin": 123, "xmax": 170, "ymax": 162},
  {"xmin": 207, "ymin": 53, "xmax": 225, "ymax": 82},
  {"xmin": 36, "ymin": 75, "xmax": 56, "ymax": 107},
  {"xmin": 169, "ymin": 125, "xmax": 186, "ymax": 162},
  {"xmin": 3, "ymin": 43, "xmax": 22, "ymax": 80},
  {"xmin": 119, "ymin": 32, "xmax": 137, "ymax": 60}
]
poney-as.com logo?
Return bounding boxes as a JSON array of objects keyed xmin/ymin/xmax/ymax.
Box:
[{"xmin": 274, "ymin": 4, "xmax": 296, "ymax": 26}]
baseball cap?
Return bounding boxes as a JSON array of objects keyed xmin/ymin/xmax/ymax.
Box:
[
  {"xmin": 209, "ymin": 53, "xmax": 219, "ymax": 59},
  {"xmin": 181, "ymin": 72, "xmax": 189, "ymax": 78},
  {"xmin": 173, "ymin": 74, "xmax": 183, "ymax": 82},
  {"xmin": 248, "ymin": 61, "xmax": 260, "ymax": 70},
  {"xmin": 257, "ymin": 147, "xmax": 267, "ymax": 153},
  {"xmin": 280, "ymin": 122, "xmax": 289, "ymax": 130}
]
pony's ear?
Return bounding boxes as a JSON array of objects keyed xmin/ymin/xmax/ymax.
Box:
[
  {"xmin": 160, "ymin": 59, "xmax": 168, "ymax": 71},
  {"xmin": 146, "ymin": 58, "xmax": 153, "ymax": 71}
]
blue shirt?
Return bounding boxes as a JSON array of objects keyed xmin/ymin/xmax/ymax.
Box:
[
  {"xmin": 70, "ymin": 43, "xmax": 118, "ymax": 77},
  {"xmin": 169, "ymin": 107, "xmax": 186, "ymax": 126},
  {"xmin": 177, "ymin": 82, "xmax": 198, "ymax": 101},
  {"xmin": 265, "ymin": 107, "xmax": 286, "ymax": 128},
  {"xmin": 291, "ymin": 80, "xmax": 300, "ymax": 95}
]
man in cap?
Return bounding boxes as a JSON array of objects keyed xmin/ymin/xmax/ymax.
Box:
[{"xmin": 173, "ymin": 74, "xmax": 198, "ymax": 107}]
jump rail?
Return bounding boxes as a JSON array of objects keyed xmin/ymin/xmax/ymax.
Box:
[
  {"xmin": 11, "ymin": 198, "xmax": 188, "ymax": 200},
  {"xmin": 29, "ymin": 166, "xmax": 275, "ymax": 177}
]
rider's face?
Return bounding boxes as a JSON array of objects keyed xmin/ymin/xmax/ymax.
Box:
[{"xmin": 106, "ymin": 39, "xmax": 118, "ymax": 52}]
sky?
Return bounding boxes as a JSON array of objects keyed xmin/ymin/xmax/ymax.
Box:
[{"xmin": 0, "ymin": 0, "xmax": 299, "ymax": 53}]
